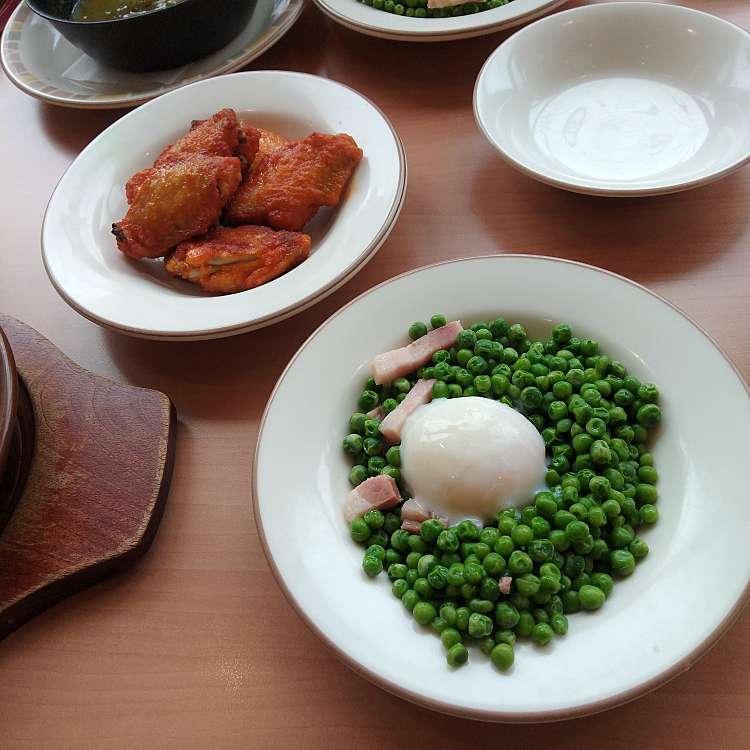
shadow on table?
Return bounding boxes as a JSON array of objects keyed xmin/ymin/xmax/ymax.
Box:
[
  {"xmin": 469, "ymin": 149, "xmax": 750, "ymax": 281},
  {"xmin": 98, "ymin": 291, "xmax": 344, "ymax": 421},
  {"xmin": 36, "ymin": 103, "xmax": 124, "ymax": 157}
]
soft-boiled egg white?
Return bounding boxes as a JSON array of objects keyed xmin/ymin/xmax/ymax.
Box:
[{"xmin": 400, "ymin": 397, "xmax": 547, "ymax": 521}]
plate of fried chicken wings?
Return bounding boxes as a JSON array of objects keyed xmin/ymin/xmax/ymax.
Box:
[{"xmin": 42, "ymin": 71, "xmax": 406, "ymax": 340}]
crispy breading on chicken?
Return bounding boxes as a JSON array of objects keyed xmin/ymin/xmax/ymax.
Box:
[
  {"xmin": 164, "ymin": 224, "xmax": 311, "ymax": 294},
  {"xmin": 125, "ymin": 109, "xmax": 259, "ymax": 202},
  {"xmin": 223, "ymin": 132, "xmax": 363, "ymax": 231},
  {"xmin": 113, "ymin": 155, "xmax": 242, "ymax": 260}
]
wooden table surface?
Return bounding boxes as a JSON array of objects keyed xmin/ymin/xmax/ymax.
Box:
[{"xmin": 2, "ymin": 0, "xmax": 750, "ymax": 747}]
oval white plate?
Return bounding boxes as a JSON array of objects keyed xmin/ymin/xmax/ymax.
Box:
[
  {"xmin": 1, "ymin": 0, "xmax": 303, "ymax": 109},
  {"xmin": 474, "ymin": 3, "xmax": 750, "ymax": 196},
  {"xmin": 254, "ymin": 255, "xmax": 750, "ymax": 722},
  {"xmin": 313, "ymin": 0, "xmax": 568, "ymax": 42},
  {"xmin": 42, "ymin": 71, "xmax": 406, "ymax": 341}
]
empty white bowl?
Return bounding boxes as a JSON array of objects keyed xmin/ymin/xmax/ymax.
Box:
[{"xmin": 474, "ymin": 3, "xmax": 750, "ymax": 196}]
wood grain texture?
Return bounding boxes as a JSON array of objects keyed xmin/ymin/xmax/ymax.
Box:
[
  {"xmin": 0, "ymin": 316, "xmax": 176, "ymax": 638},
  {"xmin": 0, "ymin": 0, "xmax": 749, "ymax": 747}
]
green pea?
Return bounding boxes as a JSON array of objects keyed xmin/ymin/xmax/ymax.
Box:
[
  {"xmin": 516, "ymin": 574, "xmax": 540, "ymax": 596},
  {"xmin": 431, "ymin": 616, "xmax": 448, "ymax": 633},
  {"xmin": 468, "ymin": 613, "xmax": 494, "ymax": 639},
  {"xmin": 385, "ymin": 548, "xmax": 401, "ymax": 566},
  {"xmin": 636, "ymin": 483, "xmax": 658, "ymax": 504},
  {"xmin": 508, "ymin": 550, "xmax": 533, "ymax": 575},
  {"xmin": 441, "ymin": 627, "xmax": 462, "ymax": 649},
  {"xmin": 350, "ymin": 518, "xmax": 370, "ymax": 544},
  {"xmin": 363, "ymin": 437, "xmax": 383, "ymax": 457},
  {"xmin": 428, "ymin": 564, "xmax": 449, "ymax": 590},
  {"xmin": 637, "ymin": 403, "xmax": 661, "ymax": 427},
  {"xmin": 495, "ymin": 602, "xmax": 520, "ymax": 629},
  {"xmin": 639, "ymin": 504, "xmax": 658, "ymax": 524},
  {"xmin": 561, "ymin": 590, "xmax": 580, "ymax": 614},
  {"xmin": 408, "ymin": 535, "xmax": 429, "ymax": 553},
  {"xmin": 494, "ymin": 535, "xmax": 515, "ymax": 557},
  {"xmin": 515, "ymin": 611, "xmax": 535, "ymax": 637},
  {"xmin": 610, "ymin": 526, "xmax": 634, "ymax": 549},
  {"xmin": 591, "ymin": 572, "xmax": 614, "ymax": 597},
  {"xmin": 610, "ymin": 549, "xmax": 636, "ymax": 577},
  {"xmin": 432, "ymin": 380, "xmax": 450, "ymax": 399},
  {"xmin": 455, "ymin": 607, "xmax": 470, "ymax": 632},
  {"xmin": 362, "ymin": 555, "xmax": 383, "ymax": 577},
  {"xmin": 392, "ymin": 579, "xmax": 409, "ymax": 598},
  {"xmin": 531, "ymin": 622, "xmax": 554, "ymax": 646},
  {"xmin": 408, "ymin": 321, "xmax": 427, "ymax": 340},
  {"xmin": 365, "ymin": 544, "xmax": 386, "ymax": 561},
  {"xmin": 402, "ymin": 589, "xmax": 419, "ymax": 611},
  {"xmin": 494, "ymin": 629, "xmax": 516, "ymax": 646},
  {"xmin": 489, "ymin": 643, "xmax": 514, "ymax": 671},
  {"xmin": 630, "ymin": 538, "xmax": 649, "ymax": 559},
  {"xmin": 439, "ymin": 603, "xmax": 457, "ymax": 626},
  {"xmin": 464, "ymin": 561, "xmax": 484, "ymax": 584},
  {"xmin": 457, "ymin": 329, "xmax": 477, "ymax": 349},
  {"xmin": 412, "ymin": 600, "xmax": 436, "ymax": 626},
  {"xmin": 390, "ymin": 529, "xmax": 410, "ymax": 551},
  {"xmin": 419, "ymin": 518, "xmax": 443, "ymax": 544},
  {"xmin": 467, "ymin": 356, "xmax": 488, "ymax": 375},
  {"xmin": 437, "ymin": 529, "xmax": 459, "ymax": 552},
  {"xmin": 511, "ymin": 524, "xmax": 534, "ymax": 546},
  {"xmin": 447, "ymin": 563, "xmax": 465, "ymax": 586},
  {"xmin": 550, "ymin": 613, "xmax": 568, "ymax": 635},
  {"xmin": 446, "ymin": 643, "xmax": 469, "ymax": 668},
  {"xmin": 343, "ymin": 433, "xmax": 364, "ymax": 455},
  {"xmin": 579, "ymin": 584, "xmax": 605, "ymax": 610}
]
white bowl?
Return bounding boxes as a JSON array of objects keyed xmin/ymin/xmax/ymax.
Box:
[
  {"xmin": 474, "ymin": 3, "xmax": 750, "ymax": 196},
  {"xmin": 42, "ymin": 71, "xmax": 406, "ymax": 341},
  {"xmin": 313, "ymin": 0, "xmax": 568, "ymax": 43},
  {"xmin": 254, "ymin": 255, "xmax": 750, "ymax": 722}
]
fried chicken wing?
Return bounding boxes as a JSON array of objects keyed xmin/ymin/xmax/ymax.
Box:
[
  {"xmin": 164, "ymin": 224, "xmax": 311, "ymax": 294},
  {"xmin": 223, "ymin": 132, "xmax": 363, "ymax": 231},
  {"xmin": 125, "ymin": 109, "xmax": 259, "ymax": 202},
  {"xmin": 248, "ymin": 127, "xmax": 289, "ymax": 172},
  {"xmin": 113, "ymin": 154, "xmax": 242, "ymax": 260}
]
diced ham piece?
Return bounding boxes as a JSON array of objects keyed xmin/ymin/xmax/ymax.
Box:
[
  {"xmin": 499, "ymin": 576, "xmax": 513, "ymax": 595},
  {"xmin": 401, "ymin": 519, "xmax": 422, "ymax": 534},
  {"xmin": 343, "ymin": 474, "xmax": 401, "ymax": 523},
  {"xmin": 371, "ymin": 321, "xmax": 463, "ymax": 385},
  {"xmin": 379, "ymin": 379, "xmax": 435, "ymax": 443},
  {"xmin": 427, "ymin": 0, "xmax": 470, "ymax": 8},
  {"xmin": 366, "ymin": 406, "xmax": 385, "ymax": 421},
  {"xmin": 400, "ymin": 498, "xmax": 449, "ymax": 532}
]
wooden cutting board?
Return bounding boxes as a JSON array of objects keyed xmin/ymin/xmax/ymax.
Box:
[{"xmin": 0, "ymin": 315, "xmax": 176, "ymax": 639}]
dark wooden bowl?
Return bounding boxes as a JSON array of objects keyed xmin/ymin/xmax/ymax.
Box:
[
  {"xmin": 0, "ymin": 328, "xmax": 18, "ymax": 500},
  {"xmin": 24, "ymin": 0, "xmax": 257, "ymax": 72}
]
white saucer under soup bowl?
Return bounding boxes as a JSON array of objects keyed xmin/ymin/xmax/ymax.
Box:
[{"xmin": 474, "ymin": 3, "xmax": 750, "ymax": 196}]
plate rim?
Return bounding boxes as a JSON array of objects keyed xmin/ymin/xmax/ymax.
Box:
[
  {"xmin": 311, "ymin": 0, "xmax": 568, "ymax": 41},
  {"xmin": 472, "ymin": 2, "xmax": 750, "ymax": 197},
  {"xmin": 0, "ymin": 0, "xmax": 304, "ymax": 110},
  {"xmin": 252, "ymin": 253, "xmax": 750, "ymax": 723},
  {"xmin": 40, "ymin": 69, "xmax": 408, "ymax": 340}
]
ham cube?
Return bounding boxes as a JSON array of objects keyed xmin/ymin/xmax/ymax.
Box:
[
  {"xmin": 343, "ymin": 474, "xmax": 401, "ymax": 523},
  {"xmin": 371, "ymin": 321, "xmax": 463, "ymax": 385},
  {"xmin": 499, "ymin": 576, "xmax": 513, "ymax": 595},
  {"xmin": 378, "ymin": 379, "xmax": 435, "ymax": 443}
]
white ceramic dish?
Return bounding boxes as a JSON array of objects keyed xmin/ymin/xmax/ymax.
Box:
[
  {"xmin": 474, "ymin": 3, "xmax": 750, "ymax": 196},
  {"xmin": 41, "ymin": 70, "xmax": 406, "ymax": 341},
  {"xmin": 1, "ymin": 0, "xmax": 303, "ymax": 109},
  {"xmin": 254, "ymin": 255, "xmax": 750, "ymax": 722},
  {"xmin": 313, "ymin": 0, "xmax": 567, "ymax": 42}
]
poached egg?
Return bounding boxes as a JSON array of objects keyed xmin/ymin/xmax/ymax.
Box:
[{"xmin": 400, "ymin": 397, "xmax": 547, "ymax": 521}]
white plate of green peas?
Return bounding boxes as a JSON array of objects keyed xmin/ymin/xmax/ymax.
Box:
[
  {"xmin": 312, "ymin": 0, "xmax": 568, "ymax": 42},
  {"xmin": 253, "ymin": 255, "xmax": 750, "ymax": 722}
]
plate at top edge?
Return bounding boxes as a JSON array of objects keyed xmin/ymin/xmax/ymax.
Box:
[
  {"xmin": 474, "ymin": 3, "xmax": 750, "ymax": 196},
  {"xmin": 313, "ymin": 0, "xmax": 568, "ymax": 42},
  {"xmin": 254, "ymin": 255, "xmax": 750, "ymax": 722},
  {"xmin": 0, "ymin": 0, "xmax": 303, "ymax": 109},
  {"xmin": 41, "ymin": 70, "xmax": 406, "ymax": 341}
]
